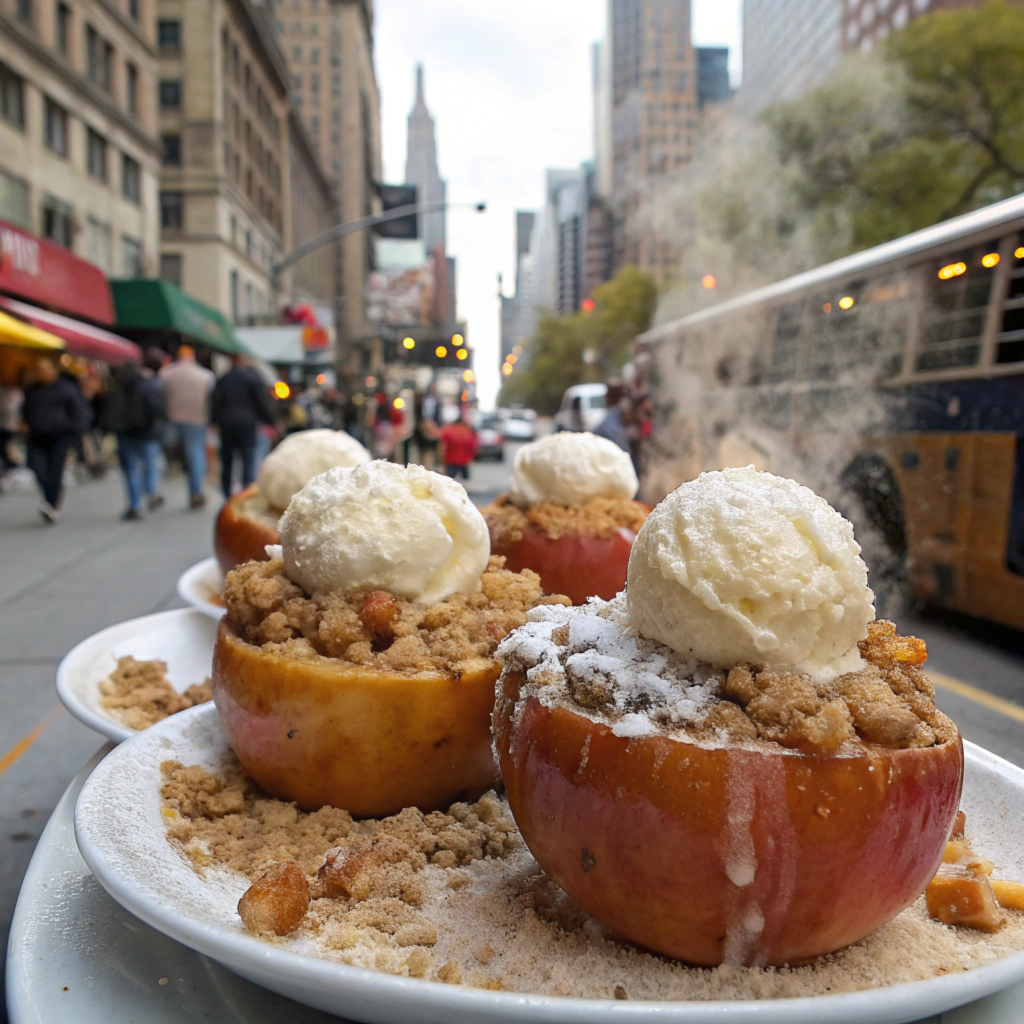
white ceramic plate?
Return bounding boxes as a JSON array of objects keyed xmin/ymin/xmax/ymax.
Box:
[
  {"xmin": 56, "ymin": 608, "xmax": 217, "ymax": 743},
  {"xmin": 177, "ymin": 557, "xmax": 225, "ymax": 619},
  {"xmin": 74, "ymin": 704, "xmax": 1024, "ymax": 1024}
]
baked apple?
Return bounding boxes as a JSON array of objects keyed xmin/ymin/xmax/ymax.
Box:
[
  {"xmin": 213, "ymin": 461, "xmax": 567, "ymax": 816},
  {"xmin": 493, "ymin": 468, "xmax": 964, "ymax": 967},
  {"xmin": 483, "ymin": 432, "xmax": 649, "ymax": 605},
  {"xmin": 214, "ymin": 429, "xmax": 370, "ymax": 574}
]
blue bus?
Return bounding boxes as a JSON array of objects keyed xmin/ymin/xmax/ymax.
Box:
[{"xmin": 636, "ymin": 193, "xmax": 1024, "ymax": 631}]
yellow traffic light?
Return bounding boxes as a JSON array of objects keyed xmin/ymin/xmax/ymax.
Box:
[
  {"xmin": 452, "ymin": 333, "xmax": 464, "ymax": 346},
  {"xmin": 456, "ymin": 348, "xmax": 468, "ymax": 360},
  {"xmin": 402, "ymin": 337, "xmax": 415, "ymax": 350},
  {"xmin": 435, "ymin": 345, "xmax": 447, "ymax": 358}
]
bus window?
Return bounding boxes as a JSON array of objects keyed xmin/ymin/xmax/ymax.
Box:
[
  {"xmin": 996, "ymin": 234, "xmax": 1024, "ymax": 365},
  {"xmin": 767, "ymin": 301, "xmax": 803, "ymax": 382},
  {"xmin": 915, "ymin": 241, "xmax": 999, "ymax": 371}
]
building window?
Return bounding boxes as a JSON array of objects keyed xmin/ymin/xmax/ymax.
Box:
[
  {"xmin": 160, "ymin": 253, "xmax": 182, "ymax": 284},
  {"xmin": 232, "ymin": 44, "xmax": 240, "ymax": 82},
  {"xmin": 331, "ymin": 72, "xmax": 340, "ymax": 97},
  {"xmin": 230, "ymin": 269, "xmax": 239, "ymax": 321},
  {"xmin": 43, "ymin": 97, "xmax": 68, "ymax": 155},
  {"xmin": 16, "ymin": 0, "xmax": 32, "ymax": 25},
  {"xmin": 0, "ymin": 167, "xmax": 30, "ymax": 228},
  {"xmin": 160, "ymin": 191, "xmax": 183, "ymax": 230},
  {"xmin": 85, "ymin": 216, "xmax": 111, "ymax": 272},
  {"xmin": 160, "ymin": 80, "xmax": 181, "ymax": 109},
  {"xmin": 56, "ymin": 2, "xmax": 71, "ymax": 55},
  {"xmin": 122, "ymin": 153, "xmax": 141, "ymax": 202},
  {"xmin": 331, "ymin": 131, "xmax": 339, "ymax": 145},
  {"xmin": 86, "ymin": 25, "xmax": 113, "ymax": 92},
  {"xmin": 41, "ymin": 195, "xmax": 73, "ymax": 247},
  {"xmin": 309, "ymin": 47, "xmax": 319, "ymax": 64},
  {"xmin": 332, "ymin": 159, "xmax": 340, "ymax": 174},
  {"xmin": 0, "ymin": 63, "xmax": 25, "ymax": 129},
  {"xmin": 158, "ymin": 19, "xmax": 180, "ymax": 52},
  {"xmin": 127, "ymin": 0, "xmax": 138, "ymax": 22},
  {"xmin": 331, "ymin": 108, "xmax": 340, "ymax": 124},
  {"xmin": 310, "ymin": 73, "xmax": 319, "ymax": 92},
  {"xmin": 292, "ymin": 45, "xmax": 302, "ymax": 61},
  {"xmin": 162, "ymin": 133, "xmax": 181, "ymax": 165},
  {"xmin": 126, "ymin": 62, "xmax": 138, "ymax": 117},
  {"xmin": 310, "ymin": 115, "xmax": 319, "ymax": 133},
  {"xmin": 122, "ymin": 235, "xmax": 142, "ymax": 276},
  {"xmin": 86, "ymin": 128, "xmax": 107, "ymax": 181}
]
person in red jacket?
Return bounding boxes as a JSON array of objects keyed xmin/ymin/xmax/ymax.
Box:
[{"xmin": 440, "ymin": 412, "xmax": 478, "ymax": 481}]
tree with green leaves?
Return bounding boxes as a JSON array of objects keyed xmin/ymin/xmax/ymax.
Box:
[{"xmin": 498, "ymin": 266, "xmax": 656, "ymax": 415}]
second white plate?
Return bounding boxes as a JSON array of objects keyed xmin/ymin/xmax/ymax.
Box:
[
  {"xmin": 56, "ymin": 608, "xmax": 218, "ymax": 742},
  {"xmin": 177, "ymin": 557, "xmax": 225, "ymax": 619}
]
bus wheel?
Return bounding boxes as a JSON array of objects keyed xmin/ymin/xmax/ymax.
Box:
[{"xmin": 838, "ymin": 454, "xmax": 908, "ymax": 618}]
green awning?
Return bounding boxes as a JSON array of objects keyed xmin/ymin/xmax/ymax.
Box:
[{"xmin": 111, "ymin": 279, "xmax": 246, "ymax": 355}]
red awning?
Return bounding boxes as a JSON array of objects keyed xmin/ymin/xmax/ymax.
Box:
[{"xmin": 0, "ymin": 296, "xmax": 140, "ymax": 365}]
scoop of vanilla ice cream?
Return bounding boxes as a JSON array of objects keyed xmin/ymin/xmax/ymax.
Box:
[
  {"xmin": 509, "ymin": 432, "xmax": 638, "ymax": 507},
  {"xmin": 257, "ymin": 429, "xmax": 371, "ymax": 511},
  {"xmin": 278, "ymin": 461, "xmax": 491, "ymax": 602},
  {"xmin": 626, "ymin": 467, "xmax": 874, "ymax": 674}
]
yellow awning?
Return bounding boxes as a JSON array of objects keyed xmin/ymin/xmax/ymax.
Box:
[{"xmin": 0, "ymin": 309, "xmax": 65, "ymax": 350}]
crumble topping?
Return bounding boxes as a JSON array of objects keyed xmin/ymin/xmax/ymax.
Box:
[
  {"xmin": 159, "ymin": 756, "xmax": 1024, "ymax": 996},
  {"xmin": 483, "ymin": 494, "xmax": 649, "ymax": 544},
  {"xmin": 99, "ymin": 656, "xmax": 211, "ymax": 730},
  {"xmin": 497, "ymin": 600, "xmax": 956, "ymax": 755},
  {"xmin": 224, "ymin": 555, "xmax": 570, "ymax": 676}
]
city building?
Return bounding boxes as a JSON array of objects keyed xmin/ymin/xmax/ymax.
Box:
[
  {"xmin": 272, "ymin": 0, "xmax": 380, "ymax": 371},
  {"xmin": 696, "ymin": 46, "xmax": 730, "ymax": 108},
  {"xmin": 607, "ymin": 0, "xmax": 699, "ymax": 281},
  {"xmin": 156, "ymin": 0, "xmax": 290, "ymax": 324},
  {"xmin": 405, "ymin": 63, "xmax": 445, "ymax": 259},
  {"xmin": 0, "ymin": 0, "xmax": 160, "ymax": 282},
  {"xmin": 286, "ymin": 108, "xmax": 335, "ymax": 313},
  {"xmin": 499, "ymin": 211, "xmax": 536, "ymax": 370}
]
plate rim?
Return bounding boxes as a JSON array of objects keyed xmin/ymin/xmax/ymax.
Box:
[
  {"xmin": 71, "ymin": 704, "xmax": 1024, "ymax": 1023},
  {"xmin": 176, "ymin": 556, "xmax": 225, "ymax": 620},
  {"xmin": 55, "ymin": 606, "xmax": 215, "ymax": 744}
]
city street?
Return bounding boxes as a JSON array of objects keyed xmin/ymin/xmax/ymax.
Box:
[{"xmin": 2, "ymin": 447, "xmax": 1024, "ymax": 1017}]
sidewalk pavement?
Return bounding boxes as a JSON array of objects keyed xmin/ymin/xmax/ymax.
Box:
[{"xmin": 0, "ymin": 471, "xmax": 217, "ymax": 1012}]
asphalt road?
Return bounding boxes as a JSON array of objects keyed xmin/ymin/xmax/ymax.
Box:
[{"xmin": 1, "ymin": 444, "xmax": 1023, "ymax": 1018}]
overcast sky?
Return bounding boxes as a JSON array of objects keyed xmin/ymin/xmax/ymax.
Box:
[{"xmin": 374, "ymin": 1, "xmax": 743, "ymax": 407}]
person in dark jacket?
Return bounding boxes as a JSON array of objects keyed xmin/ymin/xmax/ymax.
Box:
[
  {"xmin": 100, "ymin": 360, "xmax": 167, "ymax": 521},
  {"xmin": 211, "ymin": 356, "xmax": 275, "ymax": 498},
  {"xmin": 20, "ymin": 355, "xmax": 93, "ymax": 523}
]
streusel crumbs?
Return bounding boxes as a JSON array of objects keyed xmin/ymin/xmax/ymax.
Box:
[
  {"xmin": 100, "ymin": 656, "xmax": 211, "ymax": 730},
  {"xmin": 484, "ymin": 494, "xmax": 648, "ymax": 544}
]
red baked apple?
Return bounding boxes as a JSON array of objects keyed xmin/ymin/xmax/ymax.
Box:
[
  {"xmin": 214, "ymin": 485, "xmax": 280, "ymax": 575},
  {"xmin": 488, "ymin": 502, "xmax": 650, "ymax": 606},
  {"xmin": 494, "ymin": 668, "xmax": 964, "ymax": 967}
]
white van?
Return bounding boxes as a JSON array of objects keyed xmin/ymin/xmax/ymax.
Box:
[{"xmin": 554, "ymin": 383, "xmax": 607, "ymax": 433}]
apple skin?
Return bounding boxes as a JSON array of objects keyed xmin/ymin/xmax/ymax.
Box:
[
  {"xmin": 488, "ymin": 502, "xmax": 651, "ymax": 605},
  {"xmin": 494, "ymin": 668, "xmax": 964, "ymax": 967},
  {"xmin": 213, "ymin": 620, "xmax": 501, "ymax": 816},
  {"xmin": 214, "ymin": 485, "xmax": 280, "ymax": 575}
]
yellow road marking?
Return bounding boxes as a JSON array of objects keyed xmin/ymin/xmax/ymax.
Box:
[
  {"xmin": 931, "ymin": 672, "xmax": 1024, "ymax": 725},
  {"xmin": 0, "ymin": 706, "xmax": 64, "ymax": 776}
]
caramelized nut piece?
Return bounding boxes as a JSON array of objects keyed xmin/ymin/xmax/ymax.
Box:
[
  {"xmin": 319, "ymin": 838, "xmax": 377, "ymax": 900},
  {"xmin": 943, "ymin": 839, "xmax": 972, "ymax": 864},
  {"xmin": 992, "ymin": 880, "xmax": 1024, "ymax": 912},
  {"xmin": 237, "ymin": 862, "xmax": 310, "ymax": 936},
  {"xmin": 926, "ymin": 871, "xmax": 1003, "ymax": 932},
  {"xmin": 359, "ymin": 591, "xmax": 399, "ymax": 640},
  {"xmin": 952, "ymin": 810, "xmax": 966, "ymax": 837}
]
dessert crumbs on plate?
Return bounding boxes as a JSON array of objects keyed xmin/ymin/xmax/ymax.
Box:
[
  {"xmin": 100, "ymin": 656, "xmax": 211, "ymax": 730},
  {"xmin": 159, "ymin": 757, "xmax": 1024, "ymax": 1000}
]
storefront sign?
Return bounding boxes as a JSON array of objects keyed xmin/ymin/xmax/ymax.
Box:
[{"xmin": 0, "ymin": 220, "xmax": 114, "ymax": 325}]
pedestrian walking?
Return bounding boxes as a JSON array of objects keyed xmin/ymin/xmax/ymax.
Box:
[
  {"xmin": 160, "ymin": 344, "xmax": 214, "ymax": 509},
  {"xmin": 211, "ymin": 356, "xmax": 275, "ymax": 498},
  {"xmin": 99, "ymin": 361, "xmax": 166, "ymax": 521},
  {"xmin": 440, "ymin": 412, "xmax": 478, "ymax": 481},
  {"xmin": 20, "ymin": 355, "xmax": 93, "ymax": 523},
  {"xmin": 0, "ymin": 379, "xmax": 23, "ymax": 476}
]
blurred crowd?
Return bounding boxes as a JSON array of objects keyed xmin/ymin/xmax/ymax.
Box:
[{"xmin": 0, "ymin": 350, "xmax": 486, "ymax": 526}]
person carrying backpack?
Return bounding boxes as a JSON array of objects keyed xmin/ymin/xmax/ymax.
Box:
[{"xmin": 100, "ymin": 360, "xmax": 167, "ymax": 521}]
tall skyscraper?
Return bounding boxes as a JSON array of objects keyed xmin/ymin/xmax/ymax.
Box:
[
  {"xmin": 608, "ymin": 0, "xmax": 698, "ymax": 281},
  {"xmin": 405, "ymin": 64, "xmax": 446, "ymax": 258}
]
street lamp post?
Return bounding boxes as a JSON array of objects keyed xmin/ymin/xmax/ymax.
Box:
[{"xmin": 271, "ymin": 200, "xmax": 485, "ymax": 392}]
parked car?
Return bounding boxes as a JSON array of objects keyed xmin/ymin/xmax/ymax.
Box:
[
  {"xmin": 554, "ymin": 383, "xmax": 607, "ymax": 432},
  {"xmin": 475, "ymin": 414, "xmax": 504, "ymax": 461},
  {"xmin": 503, "ymin": 414, "xmax": 535, "ymax": 441}
]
